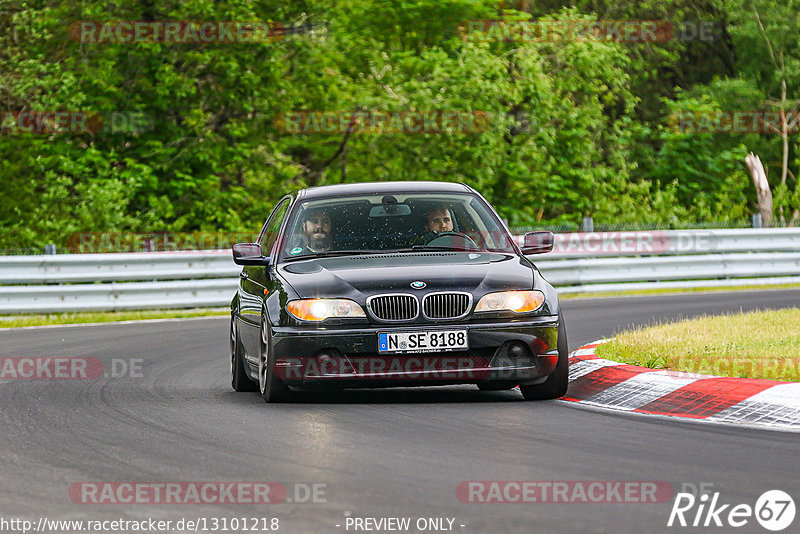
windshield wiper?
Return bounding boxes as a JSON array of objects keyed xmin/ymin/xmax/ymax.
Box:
[
  {"xmin": 408, "ymin": 245, "xmax": 478, "ymax": 252},
  {"xmin": 283, "ymin": 249, "xmax": 389, "ymax": 261},
  {"xmin": 399, "ymin": 246, "xmax": 512, "ymax": 254}
]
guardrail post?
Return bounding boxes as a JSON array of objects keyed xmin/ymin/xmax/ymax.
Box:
[
  {"xmin": 751, "ymin": 214, "xmax": 763, "ymax": 228},
  {"xmin": 581, "ymin": 217, "xmax": 594, "ymax": 232},
  {"xmin": 44, "ymin": 244, "xmax": 56, "ymax": 255}
]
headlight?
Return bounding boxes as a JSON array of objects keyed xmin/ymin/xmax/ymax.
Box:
[
  {"xmin": 475, "ymin": 290, "xmax": 545, "ymax": 313},
  {"xmin": 287, "ymin": 299, "xmax": 367, "ymax": 321}
]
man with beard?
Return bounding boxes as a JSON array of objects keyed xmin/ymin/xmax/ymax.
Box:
[{"xmin": 295, "ymin": 208, "xmax": 333, "ymax": 254}]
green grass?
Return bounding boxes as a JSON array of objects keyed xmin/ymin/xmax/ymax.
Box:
[
  {"xmin": 0, "ymin": 308, "xmax": 229, "ymax": 328},
  {"xmin": 595, "ymin": 308, "xmax": 800, "ymax": 381},
  {"xmin": 560, "ymin": 282, "xmax": 800, "ymax": 300}
]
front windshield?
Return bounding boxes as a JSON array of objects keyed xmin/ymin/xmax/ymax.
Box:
[{"xmin": 281, "ymin": 192, "xmax": 516, "ymax": 260}]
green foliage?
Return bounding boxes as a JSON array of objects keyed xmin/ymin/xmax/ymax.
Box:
[
  {"xmin": 649, "ymin": 91, "xmax": 751, "ymax": 219},
  {"xmin": 0, "ymin": 0, "xmax": 798, "ymax": 249}
]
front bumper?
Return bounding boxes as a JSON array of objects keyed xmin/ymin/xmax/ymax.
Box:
[{"xmin": 270, "ymin": 317, "xmax": 560, "ymax": 388}]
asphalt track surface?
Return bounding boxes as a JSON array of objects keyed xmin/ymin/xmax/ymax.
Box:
[{"xmin": 1, "ymin": 289, "xmax": 799, "ymax": 534}]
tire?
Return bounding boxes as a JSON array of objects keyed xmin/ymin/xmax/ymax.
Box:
[
  {"xmin": 231, "ymin": 318, "xmax": 258, "ymax": 392},
  {"xmin": 258, "ymin": 315, "xmax": 292, "ymax": 403},
  {"xmin": 520, "ymin": 312, "xmax": 569, "ymax": 400}
]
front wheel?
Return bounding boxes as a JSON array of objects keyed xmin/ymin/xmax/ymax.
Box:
[
  {"xmin": 231, "ymin": 318, "xmax": 257, "ymax": 392},
  {"xmin": 258, "ymin": 316, "xmax": 292, "ymax": 403},
  {"xmin": 520, "ymin": 313, "xmax": 569, "ymax": 400}
]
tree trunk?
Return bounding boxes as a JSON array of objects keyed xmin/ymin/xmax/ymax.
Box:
[{"xmin": 745, "ymin": 152, "xmax": 773, "ymax": 224}]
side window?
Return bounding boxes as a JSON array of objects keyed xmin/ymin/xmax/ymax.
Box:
[{"xmin": 259, "ymin": 198, "xmax": 291, "ymax": 257}]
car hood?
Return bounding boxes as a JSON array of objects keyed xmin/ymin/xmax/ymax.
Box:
[{"xmin": 278, "ymin": 252, "xmax": 535, "ymax": 300}]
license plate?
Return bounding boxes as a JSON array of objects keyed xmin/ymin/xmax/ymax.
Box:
[{"xmin": 378, "ymin": 330, "xmax": 468, "ymax": 353}]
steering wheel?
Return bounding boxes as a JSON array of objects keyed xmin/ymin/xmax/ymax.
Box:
[{"xmin": 425, "ymin": 231, "xmax": 480, "ymax": 250}]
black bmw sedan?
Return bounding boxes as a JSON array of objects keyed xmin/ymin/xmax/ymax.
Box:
[{"xmin": 230, "ymin": 181, "xmax": 567, "ymax": 402}]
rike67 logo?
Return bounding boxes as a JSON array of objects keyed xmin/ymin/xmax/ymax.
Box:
[{"xmin": 668, "ymin": 488, "xmax": 795, "ymax": 531}]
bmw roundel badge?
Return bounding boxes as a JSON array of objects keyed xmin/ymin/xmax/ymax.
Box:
[{"xmin": 410, "ymin": 281, "xmax": 426, "ymax": 289}]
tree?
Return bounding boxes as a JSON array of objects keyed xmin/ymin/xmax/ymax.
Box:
[{"xmin": 727, "ymin": 0, "xmax": 800, "ymax": 223}]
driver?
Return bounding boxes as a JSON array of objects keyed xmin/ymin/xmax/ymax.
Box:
[
  {"xmin": 425, "ymin": 206, "xmax": 454, "ymax": 233},
  {"xmin": 412, "ymin": 205, "xmax": 455, "ymax": 245},
  {"xmin": 291, "ymin": 208, "xmax": 333, "ymax": 255}
]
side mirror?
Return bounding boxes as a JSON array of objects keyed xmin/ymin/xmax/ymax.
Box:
[
  {"xmin": 521, "ymin": 231, "xmax": 554, "ymax": 255},
  {"xmin": 232, "ymin": 243, "xmax": 269, "ymax": 266}
]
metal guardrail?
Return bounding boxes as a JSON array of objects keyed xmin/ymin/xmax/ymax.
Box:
[
  {"xmin": 0, "ymin": 228, "xmax": 798, "ymax": 313},
  {"xmin": 516, "ymin": 228, "xmax": 800, "ymax": 258},
  {"xmin": 0, "ymin": 279, "xmax": 237, "ymax": 314},
  {"xmin": 537, "ymin": 252, "xmax": 800, "ymax": 285},
  {"xmin": 0, "ymin": 250, "xmax": 234, "ymax": 284}
]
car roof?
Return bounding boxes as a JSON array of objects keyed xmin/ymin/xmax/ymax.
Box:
[{"xmin": 297, "ymin": 181, "xmax": 473, "ymax": 200}]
